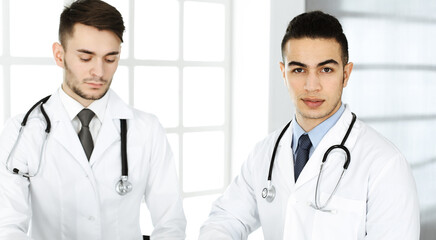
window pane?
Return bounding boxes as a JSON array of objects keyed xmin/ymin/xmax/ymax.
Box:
[
  {"xmin": 369, "ymin": 119, "xmax": 436, "ymax": 167},
  {"xmin": 343, "ymin": 70, "xmax": 436, "ymax": 117},
  {"xmin": 10, "ymin": 0, "xmax": 63, "ymax": 57},
  {"xmin": 413, "ymin": 162, "xmax": 436, "ymax": 212},
  {"xmin": 134, "ymin": 0, "xmax": 179, "ymax": 60},
  {"xmin": 0, "ymin": 0, "xmax": 2, "ymax": 56},
  {"xmin": 183, "ymin": 67, "xmax": 225, "ymax": 127},
  {"xmin": 184, "ymin": 2, "xmax": 225, "ymax": 61},
  {"xmin": 102, "ymin": 0, "xmax": 130, "ymax": 59},
  {"xmin": 343, "ymin": 18, "xmax": 436, "ymax": 65},
  {"xmin": 183, "ymin": 131, "xmax": 224, "ymax": 192},
  {"xmin": 10, "ymin": 65, "xmax": 61, "ymax": 116},
  {"xmin": 184, "ymin": 194, "xmax": 220, "ymax": 239},
  {"xmin": 166, "ymin": 133, "xmax": 180, "ymax": 174},
  {"xmin": 0, "ymin": 66, "xmax": 3, "ymax": 126},
  {"xmin": 134, "ymin": 66, "xmax": 179, "ymax": 128},
  {"xmin": 111, "ymin": 66, "xmax": 129, "ymax": 104},
  {"xmin": 307, "ymin": 0, "xmax": 436, "ymax": 20}
]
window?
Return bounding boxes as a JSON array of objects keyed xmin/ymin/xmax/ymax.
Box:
[{"xmin": 0, "ymin": 0, "xmax": 231, "ymax": 238}]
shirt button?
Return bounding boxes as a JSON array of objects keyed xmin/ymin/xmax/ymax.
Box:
[{"xmin": 88, "ymin": 216, "xmax": 95, "ymax": 221}]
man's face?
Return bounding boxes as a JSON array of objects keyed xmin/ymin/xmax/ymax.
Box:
[
  {"xmin": 280, "ymin": 38, "xmax": 353, "ymax": 131},
  {"xmin": 53, "ymin": 23, "xmax": 121, "ymax": 107}
]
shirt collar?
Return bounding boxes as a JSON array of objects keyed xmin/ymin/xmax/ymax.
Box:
[
  {"xmin": 59, "ymin": 87, "xmax": 109, "ymax": 123},
  {"xmin": 292, "ymin": 103, "xmax": 345, "ymax": 152}
]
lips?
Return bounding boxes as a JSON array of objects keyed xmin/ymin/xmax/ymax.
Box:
[
  {"xmin": 302, "ymin": 98, "xmax": 324, "ymax": 108},
  {"xmin": 85, "ymin": 81, "xmax": 105, "ymax": 89}
]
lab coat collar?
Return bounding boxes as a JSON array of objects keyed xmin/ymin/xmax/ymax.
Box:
[
  {"xmin": 46, "ymin": 89, "xmax": 133, "ymax": 123},
  {"xmin": 43, "ymin": 89, "xmax": 134, "ymax": 170},
  {"xmin": 293, "ymin": 105, "xmax": 359, "ymax": 190},
  {"xmin": 89, "ymin": 90, "xmax": 133, "ymax": 165},
  {"xmin": 275, "ymin": 121, "xmax": 294, "ymax": 193},
  {"xmin": 44, "ymin": 91, "xmax": 96, "ymax": 184}
]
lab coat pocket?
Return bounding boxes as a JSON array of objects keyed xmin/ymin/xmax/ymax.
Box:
[{"xmin": 311, "ymin": 193, "xmax": 365, "ymax": 240}]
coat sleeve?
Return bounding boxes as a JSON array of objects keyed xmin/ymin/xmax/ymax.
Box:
[
  {"xmin": 0, "ymin": 117, "xmax": 33, "ymax": 240},
  {"xmin": 199, "ymin": 145, "xmax": 262, "ymax": 240},
  {"xmin": 365, "ymin": 153, "xmax": 420, "ymax": 239},
  {"xmin": 143, "ymin": 116, "xmax": 186, "ymax": 239}
]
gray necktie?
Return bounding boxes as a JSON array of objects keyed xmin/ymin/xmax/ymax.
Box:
[
  {"xmin": 294, "ymin": 134, "xmax": 312, "ymax": 182},
  {"xmin": 77, "ymin": 109, "xmax": 95, "ymax": 160}
]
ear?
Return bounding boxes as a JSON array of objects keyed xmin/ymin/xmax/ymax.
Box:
[
  {"xmin": 279, "ymin": 61, "xmax": 286, "ymax": 83},
  {"xmin": 342, "ymin": 62, "xmax": 353, "ymax": 88},
  {"xmin": 52, "ymin": 42, "xmax": 65, "ymax": 68}
]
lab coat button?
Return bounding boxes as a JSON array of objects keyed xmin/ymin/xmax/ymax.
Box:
[{"xmin": 88, "ymin": 216, "xmax": 95, "ymax": 221}]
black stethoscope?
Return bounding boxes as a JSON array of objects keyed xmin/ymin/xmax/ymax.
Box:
[
  {"xmin": 262, "ymin": 113, "xmax": 357, "ymax": 212},
  {"xmin": 5, "ymin": 96, "xmax": 133, "ymax": 196}
]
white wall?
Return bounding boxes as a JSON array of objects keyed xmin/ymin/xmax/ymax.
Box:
[{"xmin": 268, "ymin": 0, "xmax": 305, "ymax": 132}]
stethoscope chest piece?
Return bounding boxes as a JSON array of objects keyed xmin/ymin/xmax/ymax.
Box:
[
  {"xmin": 115, "ymin": 175, "xmax": 132, "ymax": 195},
  {"xmin": 262, "ymin": 181, "xmax": 276, "ymax": 202}
]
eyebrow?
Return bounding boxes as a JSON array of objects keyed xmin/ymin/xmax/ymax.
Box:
[
  {"xmin": 287, "ymin": 59, "xmax": 339, "ymax": 68},
  {"xmin": 76, "ymin": 49, "xmax": 120, "ymax": 56}
]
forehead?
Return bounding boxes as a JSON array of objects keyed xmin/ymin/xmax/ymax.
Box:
[
  {"xmin": 283, "ymin": 38, "xmax": 342, "ymax": 65},
  {"xmin": 64, "ymin": 23, "xmax": 121, "ymax": 53}
]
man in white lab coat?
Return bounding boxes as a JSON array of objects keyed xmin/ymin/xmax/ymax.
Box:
[
  {"xmin": 0, "ymin": 1, "xmax": 186, "ymax": 239},
  {"xmin": 199, "ymin": 11, "xmax": 420, "ymax": 239}
]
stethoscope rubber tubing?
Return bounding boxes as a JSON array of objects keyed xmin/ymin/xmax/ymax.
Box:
[
  {"xmin": 268, "ymin": 121, "xmax": 291, "ymax": 181},
  {"xmin": 120, "ymin": 119, "xmax": 128, "ymax": 176},
  {"xmin": 22, "ymin": 95, "xmax": 51, "ymax": 133}
]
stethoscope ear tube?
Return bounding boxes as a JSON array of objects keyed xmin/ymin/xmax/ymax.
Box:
[
  {"xmin": 120, "ymin": 119, "xmax": 128, "ymax": 176},
  {"xmin": 21, "ymin": 95, "xmax": 51, "ymax": 128},
  {"xmin": 322, "ymin": 145, "xmax": 351, "ymax": 169},
  {"xmin": 267, "ymin": 121, "xmax": 292, "ymax": 181}
]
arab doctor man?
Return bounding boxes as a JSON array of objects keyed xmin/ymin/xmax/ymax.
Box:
[{"xmin": 199, "ymin": 11, "xmax": 419, "ymax": 240}]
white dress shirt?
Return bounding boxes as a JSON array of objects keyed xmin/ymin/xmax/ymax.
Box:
[{"xmin": 59, "ymin": 87, "xmax": 109, "ymax": 145}]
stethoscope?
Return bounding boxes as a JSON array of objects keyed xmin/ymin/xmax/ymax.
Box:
[
  {"xmin": 5, "ymin": 96, "xmax": 133, "ymax": 196},
  {"xmin": 262, "ymin": 112, "xmax": 357, "ymax": 212}
]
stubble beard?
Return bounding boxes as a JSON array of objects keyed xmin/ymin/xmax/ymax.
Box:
[{"xmin": 64, "ymin": 61, "xmax": 112, "ymax": 101}]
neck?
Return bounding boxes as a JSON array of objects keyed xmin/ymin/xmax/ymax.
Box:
[{"xmin": 296, "ymin": 104, "xmax": 342, "ymax": 132}]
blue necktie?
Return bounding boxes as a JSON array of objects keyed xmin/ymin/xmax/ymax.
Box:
[
  {"xmin": 294, "ymin": 134, "xmax": 312, "ymax": 182},
  {"xmin": 78, "ymin": 109, "xmax": 95, "ymax": 160}
]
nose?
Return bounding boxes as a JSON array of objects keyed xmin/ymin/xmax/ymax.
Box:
[
  {"xmin": 304, "ymin": 72, "xmax": 321, "ymax": 92},
  {"xmin": 90, "ymin": 59, "xmax": 104, "ymax": 78}
]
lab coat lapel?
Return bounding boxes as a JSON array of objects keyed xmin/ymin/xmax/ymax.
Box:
[
  {"xmin": 275, "ymin": 125, "xmax": 294, "ymax": 193},
  {"xmin": 45, "ymin": 91, "xmax": 93, "ymax": 175},
  {"xmin": 89, "ymin": 90, "xmax": 133, "ymax": 166},
  {"xmin": 294, "ymin": 107, "xmax": 355, "ymax": 190}
]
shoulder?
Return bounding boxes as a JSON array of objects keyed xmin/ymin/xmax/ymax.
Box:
[
  {"xmin": 247, "ymin": 124, "xmax": 289, "ymax": 163},
  {"xmin": 355, "ymin": 119, "xmax": 403, "ymax": 158},
  {"xmin": 352, "ymin": 119, "xmax": 410, "ymax": 179},
  {"xmin": 107, "ymin": 90, "xmax": 163, "ymax": 131}
]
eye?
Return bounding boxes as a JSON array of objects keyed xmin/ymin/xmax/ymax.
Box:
[
  {"xmin": 292, "ymin": 68, "xmax": 305, "ymax": 73},
  {"xmin": 80, "ymin": 58, "xmax": 91, "ymax": 62},
  {"xmin": 321, "ymin": 67, "xmax": 333, "ymax": 73},
  {"xmin": 105, "ymin": 58, "xmax": 116, "ymax": 63}
]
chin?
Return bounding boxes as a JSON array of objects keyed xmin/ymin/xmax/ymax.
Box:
[{"xmin": 299, "ymin": 108, "xmax": 331, "ymax": 120}]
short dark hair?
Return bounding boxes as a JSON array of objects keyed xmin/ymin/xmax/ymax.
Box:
[
  {"xmin": 59, "ymin": 0, "xmax": 125, "ymax": 47},
  {"xmin": 281, "ymin": 11, "xmax": 349, "ymax": 64}
]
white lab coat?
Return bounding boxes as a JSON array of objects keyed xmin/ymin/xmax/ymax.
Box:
[
  {"xmin": 199, "ymin": 106, "xmax": 419, "ymax": 240},
  {"xmin": 0, "ymin": 90, "xmax": 186, "ymax": 240}
]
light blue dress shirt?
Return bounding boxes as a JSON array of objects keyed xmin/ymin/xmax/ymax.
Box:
[{"xmin": 291, "ymin": 103, "xmax": 345, "ymax": 159}]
